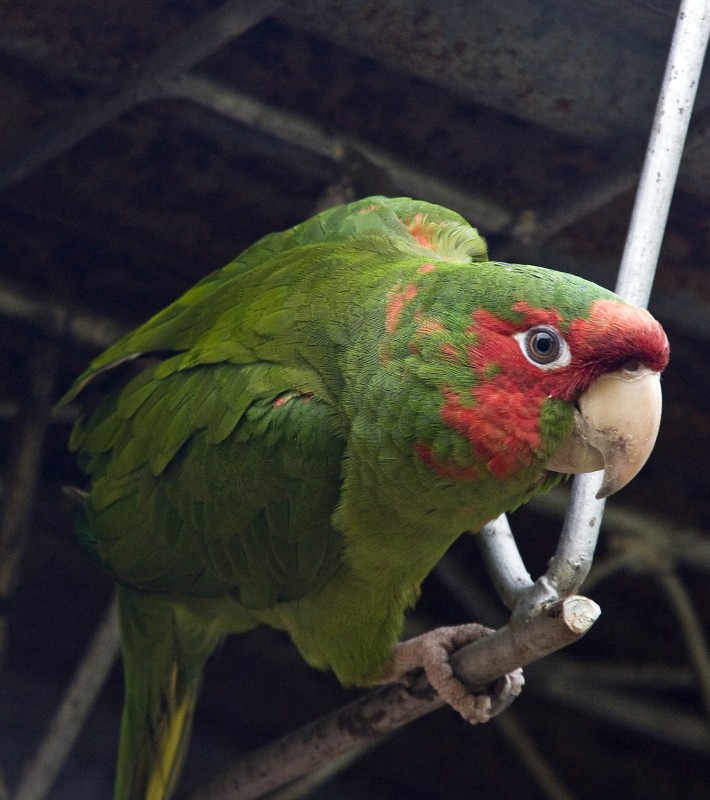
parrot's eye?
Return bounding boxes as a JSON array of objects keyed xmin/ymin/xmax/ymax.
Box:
[{"xmin": 515, "ymin": 326, "xmax": 571, "ymax": 369}]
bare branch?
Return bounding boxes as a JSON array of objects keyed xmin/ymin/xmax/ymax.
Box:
[
  {"xmin": 440, "ymin": 534, "xmax": 710, "ymax": 753},
  {"xmin": 653, "ymin": 569, "xmax": 710, "ymax": 724},
  {"xmin": 493, "ymin": 712, "xmax": 578, "ymax": 800},
  {"xmin": 0, "ymin": 276, "xmax": 126, "ymax": 349},
  {"xmin": 257, "ymin": 745, "xmax": 378, "ymax": 800},
  {"xmin": 13, "ymin": 599, "xmax": 120, "ymax": 800},
  {"xmin": 0, "ymin": 344, "xmax": 59, "ymax": 667},
  {"xmin": 186, "ymin": 596, "xmax": 599, "ymax": 800}
]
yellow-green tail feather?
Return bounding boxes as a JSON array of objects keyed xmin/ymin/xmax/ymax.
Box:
[{"xmin": 114, "ymin": 588, "xmax": 219, "ymax": 800}]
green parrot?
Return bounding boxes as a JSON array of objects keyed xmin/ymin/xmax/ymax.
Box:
[{"xmin": 59, "ymin": 196, "xmax": 669, "ymax": 799}]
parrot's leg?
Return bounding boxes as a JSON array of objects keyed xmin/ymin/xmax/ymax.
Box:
[{"xmin": 381, "ymin": 624, "xmax": 524, "ymax": 724}]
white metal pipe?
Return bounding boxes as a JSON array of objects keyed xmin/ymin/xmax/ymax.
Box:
[
  {"xmin": 616, "ymin": 0, "xmax": 710, "ymax": 308},
  {"xmin": 478, "ymin": 515, "xmax": 534, "ymax": 611},
  {"xmin": 482, "ymin": 0, "xmax": 710, "ymax": 614},
  {"xmin": 554, "ymin": 0, "xmax": 710, "ymax": 604}
]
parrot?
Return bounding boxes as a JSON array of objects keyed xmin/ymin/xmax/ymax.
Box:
[{"xmin": 59, "ymin": 196, "xmax": 669, "ymax": 800}]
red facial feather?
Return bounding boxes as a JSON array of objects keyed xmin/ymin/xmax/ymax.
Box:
[
  {"xmin": 567, "ymin": 299, "xmax": 670, "ymax": 378},
  {"xmin": 440, "ymin": 386, "xmax": 543, "ymax": 480},
  {"xmin": 465, "ymin": 301, "xmax": 564, "ymax": 339},
  {"xmin": 420, "ymin": 298, "xmax": 669, "ymax": 481}
]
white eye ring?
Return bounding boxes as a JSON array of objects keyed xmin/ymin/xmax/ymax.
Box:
[{"xmin": 514, "ymin": 325, "xmax": 571, "ymax": 370}]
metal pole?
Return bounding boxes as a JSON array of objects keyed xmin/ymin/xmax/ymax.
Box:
[
  {"xmin": 616, "ymin": 0, "xmax": 710, "ymax": 308},
  {"xmin": 555, "ymin": 0, "xmax": 710, "ymax": 607},
  {"xmin": 481, "ymin": 0, "xmax": 710, "ymax": 614}
]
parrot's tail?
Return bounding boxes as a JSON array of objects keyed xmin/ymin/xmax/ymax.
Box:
[{"xmin": 114, "ymin": 586, "xmax": 222, "ymax": 800}]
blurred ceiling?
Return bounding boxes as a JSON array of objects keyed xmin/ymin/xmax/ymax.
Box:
[{"xmin": 1, "ymin": 1, "xmax": 709, "ymax": 799}]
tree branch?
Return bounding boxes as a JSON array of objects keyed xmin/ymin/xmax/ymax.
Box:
[
  {"xmin": 186, "ymin": 596, "xmax": 599, "ymax": 800},
  {"xmin": 0, "ymin": 276, "xmax": 127, "ymax": 349},
  {"xmin": 13, "ymin": 599, "xmax": 120, "ymax": 800},
  {"xmin": 0, "ymin": 344, "xmax": 59, "ymax": 667},
  {"xmin": 653, "ymin": 568, "xmax": 710, "ymax": 725}
]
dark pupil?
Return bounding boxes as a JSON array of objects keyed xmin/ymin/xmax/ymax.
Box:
[
  {"xmin": 527, "ymin": 327, "xmax": 560, "ymax": 363},
  {"xmin": 533, "ymin": 332, "xmax": 553, "ymax": 354}
]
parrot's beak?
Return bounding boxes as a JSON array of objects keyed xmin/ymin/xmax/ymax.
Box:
[{"xmin": 545, "ymin": 366, "xmax": 663, "ymax": 499}]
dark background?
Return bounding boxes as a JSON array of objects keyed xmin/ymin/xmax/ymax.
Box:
[{"xmin": 0, "ymin": 1, "xmax": 709, "ymax": 798}]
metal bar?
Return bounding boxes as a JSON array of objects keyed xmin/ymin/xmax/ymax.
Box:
[
  {"xmin": 551, "ymin": 0, "xmax": 710, "ymax": 608},
  {"xmin": 6, "ymin": 24, "xmax": 710, "ymax": 251},
  {"xmin": 481, "ymin": 0, "xmax": 710, "ymax": 617},
  {"xmin": 616, "ymin": 0, "xmax": 710, "ymax": 307},
  {"xmin": 509, "ymin": 101, "xmax": 710, "ymax": 250},
  {"xmin": 477, "ymin": 515, "xmax": 534, "ymax": 611},
  {"xmin": 166, "ymin": 73, "xmax": 513, "ymax": 233},
  {"xmin": 0, "ymin": 0, "xmax": 284, "ymax": 192}
]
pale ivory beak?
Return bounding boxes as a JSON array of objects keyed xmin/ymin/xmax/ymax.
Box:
[{"xmin": 545, "ymin": 367, "xmax": 663, "ymax": 499}]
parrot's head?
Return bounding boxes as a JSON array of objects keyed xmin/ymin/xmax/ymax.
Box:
[
  {"xmin": 531, "ymin": 297, "xmax": 669, "ymax": 498},
  {"xmin": 398, "ymin": 260, "xmax": 670, "ymax": 500}
]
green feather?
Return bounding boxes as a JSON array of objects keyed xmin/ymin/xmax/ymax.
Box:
[{"xmin": 59, "ymin": 196, "xmax": 653, "ymax": 799}]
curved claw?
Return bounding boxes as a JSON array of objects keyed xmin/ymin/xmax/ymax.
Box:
[
  {"xmin": 486, "ymin": 669, "xmax": 525, "ymax": 717},
  {"xmin": 384, "ymin": 624, "xmax": 524, "ymax": 724}
]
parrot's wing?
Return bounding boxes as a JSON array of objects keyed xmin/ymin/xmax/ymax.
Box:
[
  {"xmin": 72, "ymin": 355, "xmax": 346, "ymax": 800},
  {"xmin": 58, "ymin": 196, "xmax": 487, "ymax": 406},
  {"xmin": 71, "ymin": 358, "xmax": 347, "ymax": 606}
]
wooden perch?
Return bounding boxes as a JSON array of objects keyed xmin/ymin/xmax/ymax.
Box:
[{"xmin": 186, "ymin": 595, "xmax": 599, "ymax": 800}]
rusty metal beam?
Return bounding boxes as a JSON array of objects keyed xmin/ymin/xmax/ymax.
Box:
[
  {"xmin": 166, "ymin": 73, "xmax": 513, "ymax": 233},
  {"xmin": 0, "ymin": 0, "xmax": 284, "ymax": 192}
]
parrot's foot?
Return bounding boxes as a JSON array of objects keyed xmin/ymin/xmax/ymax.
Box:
[{"xmin": 382, "ymin": 624, "xmax": 524, "ymax": 724}]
